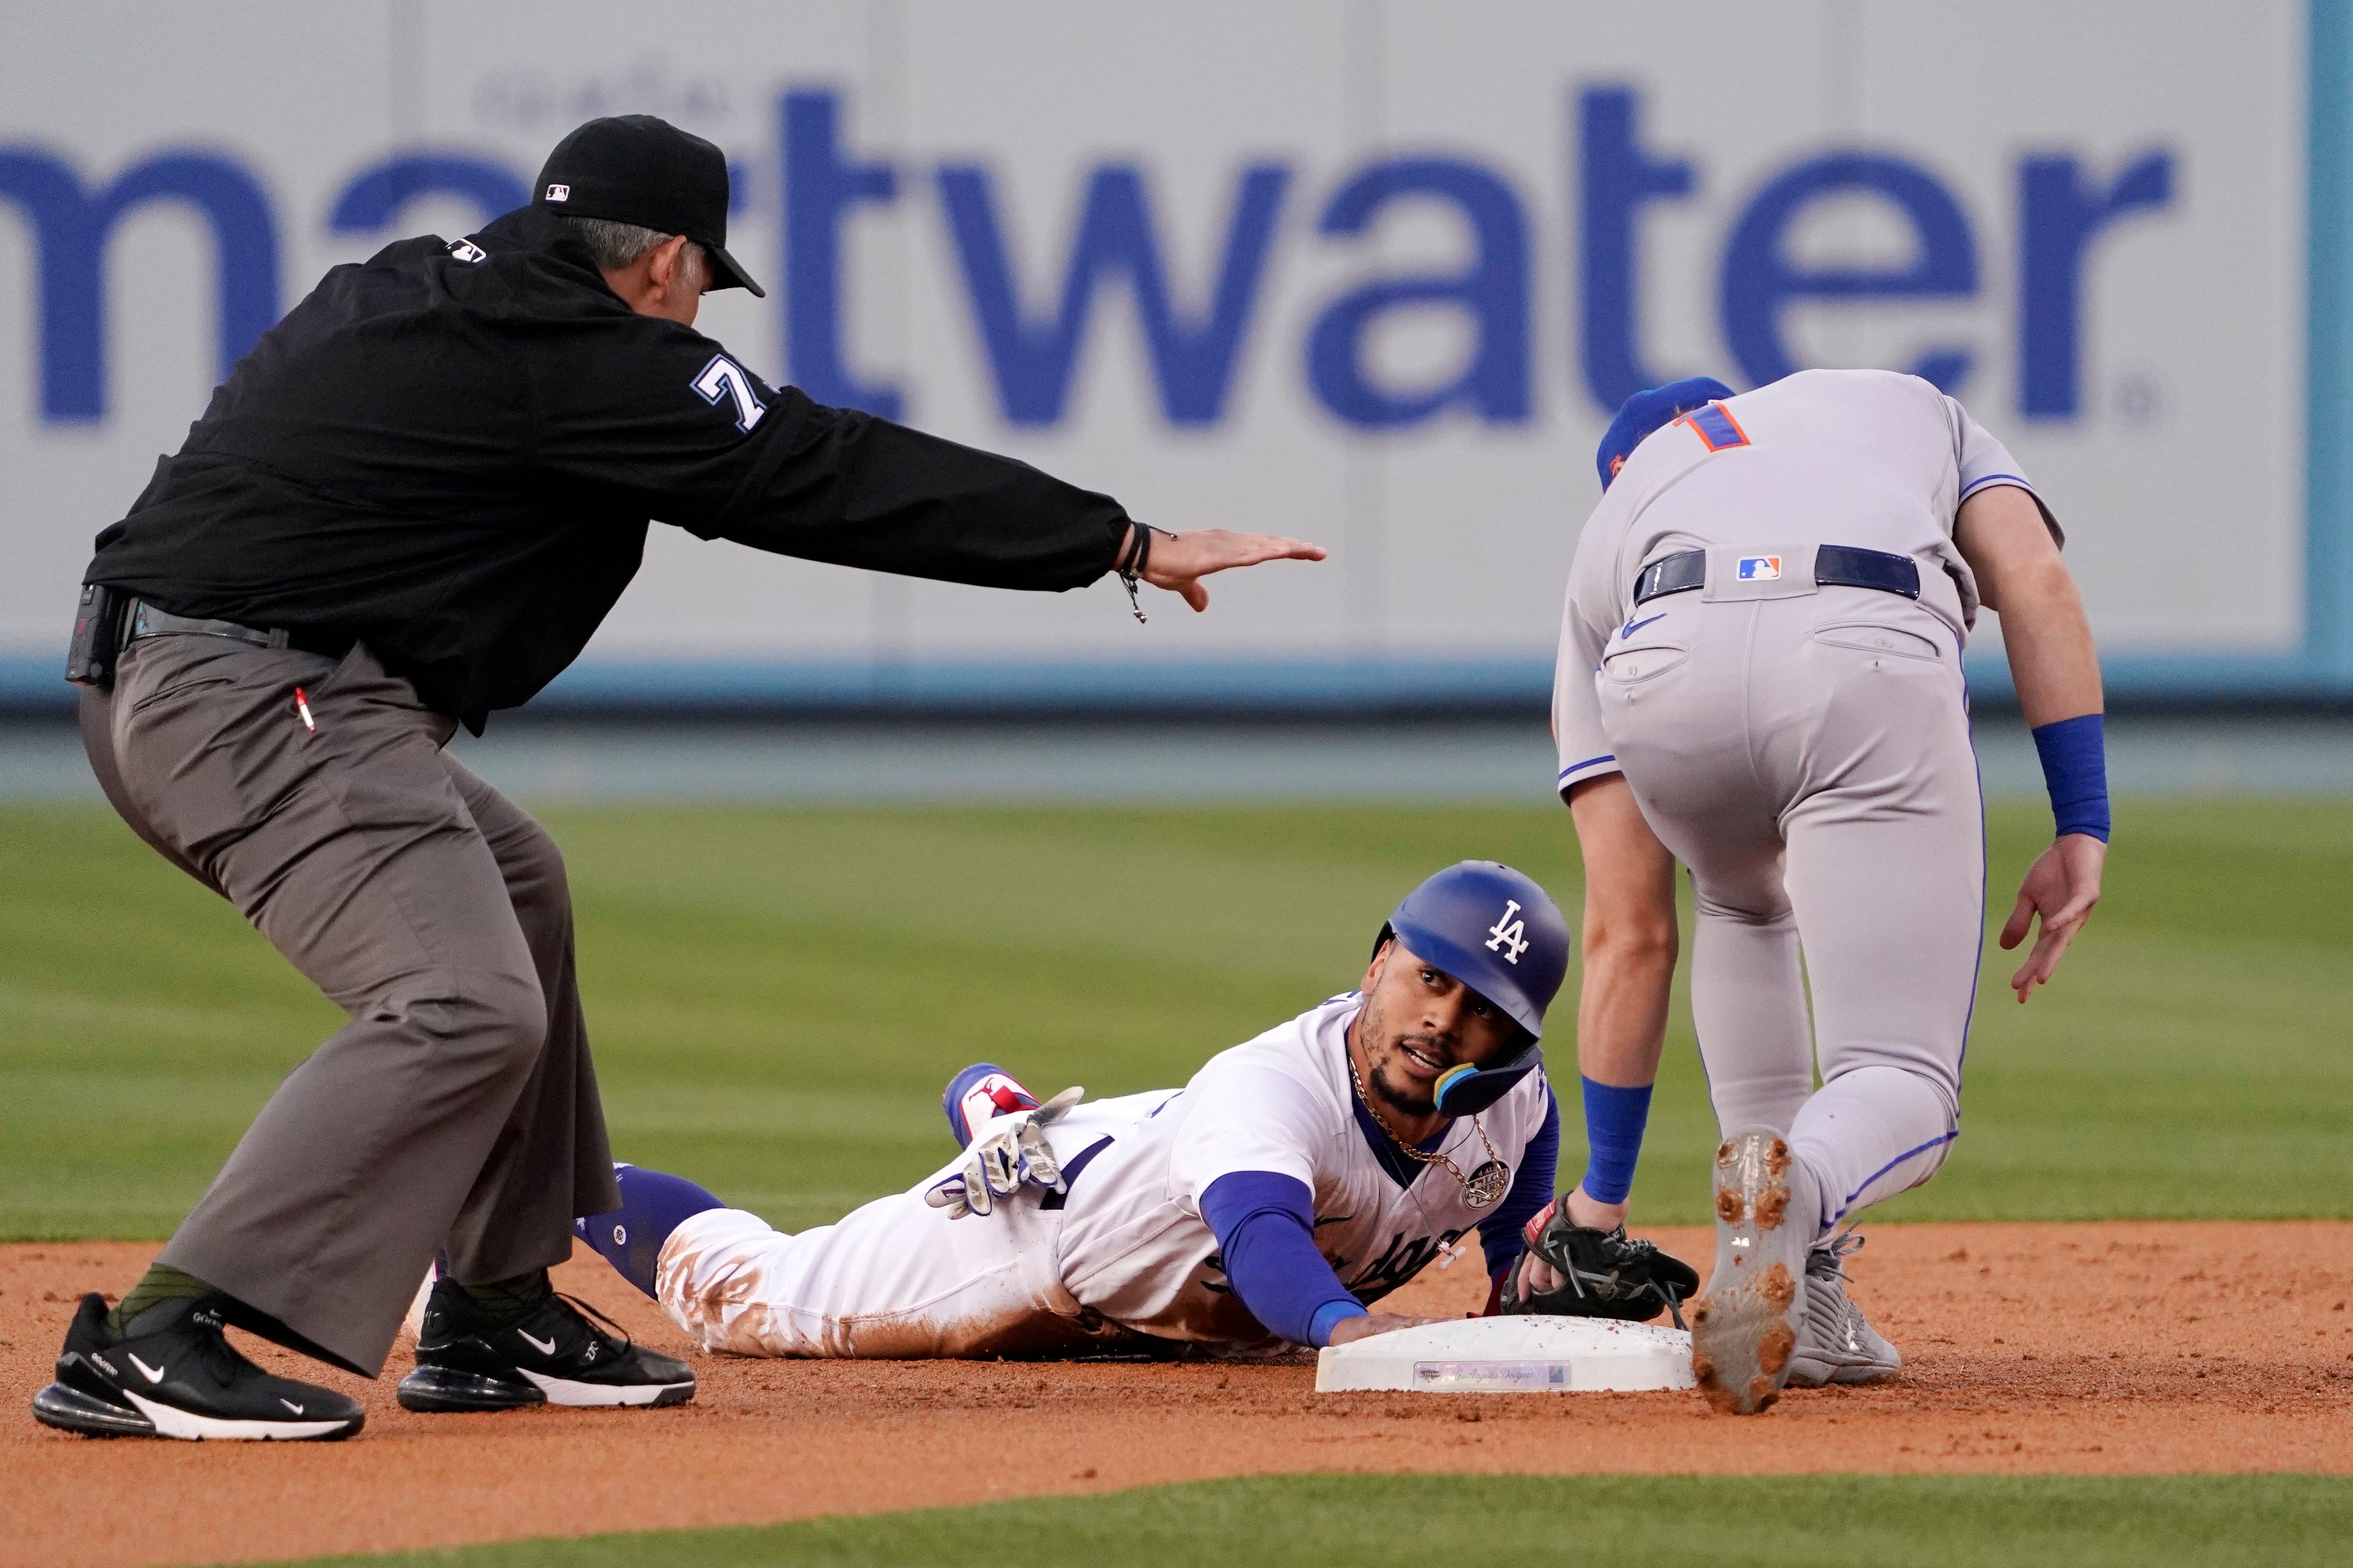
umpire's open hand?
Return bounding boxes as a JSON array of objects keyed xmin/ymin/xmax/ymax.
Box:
[{"xmin": 1141, "ymin": 528, "xmax": 1326, "ymax": 611}]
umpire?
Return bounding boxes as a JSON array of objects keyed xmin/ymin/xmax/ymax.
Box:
[{"xmin": 35, "ymin": 114, "xmax": 1320, "ymax": 1442}]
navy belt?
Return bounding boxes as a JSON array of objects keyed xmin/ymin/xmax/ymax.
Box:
[
  {"xmin": 124, "ymin": 601, "xmax": 355, "ymax": 661},
  {"xmin": 1039, "ymin": 1135, "xmax": 1114, "ymax": 1211},
  {"xmin": 1631, "ymin": 545, "xmax": 1921, "ymax": 607}
]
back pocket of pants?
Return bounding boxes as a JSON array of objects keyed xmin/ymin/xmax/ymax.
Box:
[
  {"xmin": 1601, "ymin": 645, "xmax": 1689, "ymax": 684},
  {"xmin": 1810, "ymin": 623, "xmax": 1940, "ymax": 662}
]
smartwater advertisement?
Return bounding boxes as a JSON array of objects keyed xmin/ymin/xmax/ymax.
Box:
[{"xmin": 0, "ymin": 2, "xmax": 2310, "ymax": 699}]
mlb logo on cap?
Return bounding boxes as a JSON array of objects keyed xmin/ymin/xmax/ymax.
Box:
[
  {"xmin": 1737, "ymin": 556, "xmax": 1783, "ymax": 581},
  {"xmin": 545, "ymin": 183, "xmax": 570, "ymax": 202}
]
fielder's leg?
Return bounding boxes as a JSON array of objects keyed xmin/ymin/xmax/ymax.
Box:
[
  {"xmin": 1748, "ymin": 594, "xmax": 1982, "ymax": 1390},
  {"xmin": 1596, "ymin": 599, "xmax": 1826, "ymax": 1414},
  {"xmin": 1773, "ymin": 599, "xmax": 1982, "ymax": 1230},
  {"xmin": 1592, "ymin": 604, "xmax": 1816, "ymax": 1141}
]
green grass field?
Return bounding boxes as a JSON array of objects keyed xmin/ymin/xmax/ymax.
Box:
[
  {"xmin": 2, "ymin": 797, "xmax": 2347, "ymax": 1240},
  {"xmin": 274, "ymin": 1474, "xmax": 2353, "ymax": 1568}
]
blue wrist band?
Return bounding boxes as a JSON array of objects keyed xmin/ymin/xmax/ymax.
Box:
[
  {"xmin": 1579, "ymin": 1077, "xmax": 1653, "ymax": 1206},
  {"xmin": 2030, "ymin": 713, "xmax": 2111, "ymax": 843},
  {"xmin": 1310, "ymin": 1299, "xmax": 1369, "ymax": 1346}
]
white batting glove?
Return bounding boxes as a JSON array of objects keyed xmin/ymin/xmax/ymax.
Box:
[{"xmin": 924, "ymin": 1085, "xmax": 1084, "ymax": 1220}]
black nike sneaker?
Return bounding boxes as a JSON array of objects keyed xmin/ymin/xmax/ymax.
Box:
[
  {"xmin": 31, "ymin": 1294, "xmax": 364, "ymax": 1441},
  {"xmin": 396, "ymin": 1278, "xmax": 694, "ymax": 1411}
]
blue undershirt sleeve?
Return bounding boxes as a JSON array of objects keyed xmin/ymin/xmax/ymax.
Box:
[
  {"xmin": 1199, "ymin": 1170, "xmax": 1367, "ymax": 1347},
  {"xmin": 1477, "ymin": 1090, "xmax": 1560, "ymax": 1282}
]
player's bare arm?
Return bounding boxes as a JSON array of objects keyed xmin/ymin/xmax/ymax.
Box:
[
  {"xmin": 1558, "ymin": 774, "xmax": 1679, "ymax": 1240},
  {"xmin": 1955, "ymin": 484, "xmax": 2109, "ymax": 1002}
]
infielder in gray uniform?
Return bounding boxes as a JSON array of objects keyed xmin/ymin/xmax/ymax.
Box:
[{"xmin": 1546, "ymin": 369, "xmax": 2109, "ymax": 1415}]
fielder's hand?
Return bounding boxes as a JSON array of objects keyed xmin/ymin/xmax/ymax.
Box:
[
  {"xmin": 1496, "ymin": 1199, "xmax": 1698, "ymax": 1325},
  {"xmin": 2000, "ymin": 832, "xmax": 2106, "ymax": 1002},
  {"xmin": 1139, "ymin": 528, "xmax": 1326, "ymax": 612},
  {"xmin": 924, "ymin": 1085, "xmax": 1084, "ymax": 1219}
]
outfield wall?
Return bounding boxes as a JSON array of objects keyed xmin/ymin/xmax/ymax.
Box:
[{"xmin": 3, "ymin": 1, "xmax": 2348, "ymax": 710}]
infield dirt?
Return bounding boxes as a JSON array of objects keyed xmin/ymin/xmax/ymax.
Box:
[{"xmin": 7, "ymin": 1220, "xmax": 2351, "ymax": 1568}]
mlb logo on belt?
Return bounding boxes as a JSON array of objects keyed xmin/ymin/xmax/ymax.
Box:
[{"xmin": 1737, "ymin": 556, "xmax": 1783, "ymax": 581}]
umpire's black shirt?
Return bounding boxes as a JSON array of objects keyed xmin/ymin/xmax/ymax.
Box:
[{"xmin": 86, "ymin": 206, "xmax": 1130, "ymax": 731}]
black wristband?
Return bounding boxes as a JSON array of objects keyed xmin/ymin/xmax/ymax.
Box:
[{"xmin": 1116, "ymin": 524, "xmax": 1152, "ymax": 623}]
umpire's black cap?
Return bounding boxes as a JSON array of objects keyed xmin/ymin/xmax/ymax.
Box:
[{"xmin": 533, "ymin": 115, "xmax": 764, "ymax": 297}]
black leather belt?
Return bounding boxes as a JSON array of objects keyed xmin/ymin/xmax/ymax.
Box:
[
  {"xmin": 123, "ymin": 600, "xmax": 354, "ymax": 661},
  {"xmin": 1632, "ymin": 545, "xmax": 1921, "ymax": 607}
]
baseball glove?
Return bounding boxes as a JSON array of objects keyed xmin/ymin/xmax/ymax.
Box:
[{"xmin": 1497, "ymin": 1199, "xmax": 1699, "ymax": 1328}]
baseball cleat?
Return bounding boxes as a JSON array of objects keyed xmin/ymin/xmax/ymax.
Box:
[
  {"xmin": 31, "ymin": 1293, "xmax": 364, "ymax": 1441},
  {"xmin": 1690, "ymin": 1129, "xmax": 1821, "ymax": 1415},
  {"xmin": 943, "ymin": 1062, "xmax": 1041, "ymax": 1150},
  {"xmin": 1786, "ymin": 1229, "xmax": 1901, "ymax": 1387},
  {"xmin": 396, "ymin": 1278, "xmax": 693, "ymax": 1411}
]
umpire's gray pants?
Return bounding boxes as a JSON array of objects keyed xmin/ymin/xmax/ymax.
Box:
[
  {"xmin": 82, "ymin": 634, "xmax": 619, "ymax": 1375},
  {"xmin": 1596, "ymin": 584, "xmax": 1983, "ymax": 1237}
]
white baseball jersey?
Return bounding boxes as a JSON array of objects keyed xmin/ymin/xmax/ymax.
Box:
[
  {"xmin": 1554, "ymin": 367, "xmax": 2052, "ymax": 797},
  {"xmin": 656, "ymin": 995, "xmax": 1554, "ymax": 1359},
  {"xmin": 1052, "ymin": 993, "xmax": 1551, "ymax": 1342}
]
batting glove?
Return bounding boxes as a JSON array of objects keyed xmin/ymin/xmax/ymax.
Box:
[{"xmin": 924, "ymin": 1085, "xmax": 1084, "ymax": 1219}]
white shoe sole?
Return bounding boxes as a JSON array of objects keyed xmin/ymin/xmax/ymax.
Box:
[
  {"xmin": 1786, "ymin": 1356, "xmax": 1901, "ymax": 1388},
  {"xmin": 123, "ymin": 1386, "xmax": 357, "ymax": 1440},
  {"xmin": 517, "ymin": 1368, "xmax": 694, "ymax": 1407}
]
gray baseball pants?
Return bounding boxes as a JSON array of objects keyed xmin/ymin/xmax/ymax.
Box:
[
  {"xmin": 1595, "ymin": 579, "xmax": 1983, "ymax": 1236},
  {"xmin": 81, "ymin": 633, "xmax": 619, "ymax": 1376}
]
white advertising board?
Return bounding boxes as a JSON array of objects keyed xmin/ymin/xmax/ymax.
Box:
[{"xmin": 0, "ymin": 2, "xmax": 2312, "ymax": 700}]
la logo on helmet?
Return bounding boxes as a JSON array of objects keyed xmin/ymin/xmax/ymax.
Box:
[{"xmin": 1485, "ymin": 900, "xmax": 1529, "ymax": 964}]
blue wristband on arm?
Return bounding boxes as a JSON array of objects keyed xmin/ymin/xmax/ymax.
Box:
[
  {"xmin": 1579, "ymin": 1077, "xmax": 1653, "ymax": 1207},
  {"xmin": 1310, "ymin": 1298, "xmax": 1369, "ymax": 1344},
  {"xmin": 2031, "ymin": 713, "xmax": 2111, "ymax": 843}
]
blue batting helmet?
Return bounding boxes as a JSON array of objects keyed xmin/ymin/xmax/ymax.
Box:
[
  {"xmin": 1596, "ymin": 375, "xmax": 1736, "ymax": 490},
  {"xmin": 1374, "ymin": 861, "xmax": 1570, "ymax": 1116}
]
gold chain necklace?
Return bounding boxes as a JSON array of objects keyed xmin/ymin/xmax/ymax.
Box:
[{"xmin": 1347, "ymin": 1051, "xmax": 1510, "ymax": 1208}]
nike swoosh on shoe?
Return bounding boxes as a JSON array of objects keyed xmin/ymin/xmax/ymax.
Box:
[{"xmin": 518, "ymin": 1330, "xmax": 557, "ymax": 1355}]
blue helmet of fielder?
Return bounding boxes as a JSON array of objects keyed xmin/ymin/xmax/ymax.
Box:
[
  {"xmin": 1373, "ymin": 861, "xmax": 1571, "ymax": 1117},
  {"xmin": 1596, "ymin": 375, "xmax": 1736, "ymax": 490}
]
